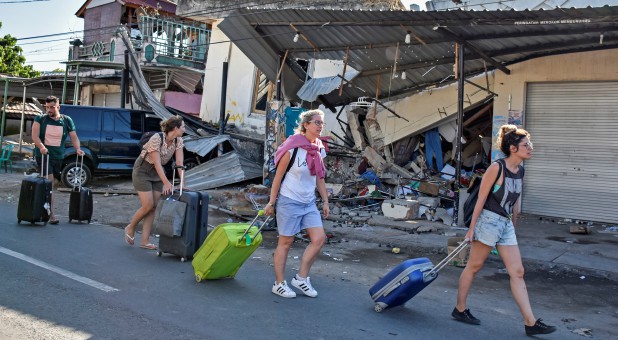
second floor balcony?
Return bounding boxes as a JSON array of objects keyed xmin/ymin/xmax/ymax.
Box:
[{"xmin": 70, "ymin": 15, "xmax": 210, "ymax": 71}]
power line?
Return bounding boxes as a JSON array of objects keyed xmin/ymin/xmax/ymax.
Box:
[
  {"xmin": 17, "ymin": 26, "xmax": 123, "ymax": 48},
  {"xmin": 0, "ymin": 0, "xmax": 49, "ymax": 3},
  {"xmin": 15, "ymin": 25, "xmax": 121, "ymax": 41}
]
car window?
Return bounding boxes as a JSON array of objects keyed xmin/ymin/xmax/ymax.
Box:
[
  {"xmin": 103, "ymin": 111, "xmax": 142, "ymax": 133},
  {"xmin": 67, "ymin": 110, "xmax": 100, "ymax": 131},
  {"xmin": 145, "ymin": 113, "xmax": 161, "ymax": 132}
]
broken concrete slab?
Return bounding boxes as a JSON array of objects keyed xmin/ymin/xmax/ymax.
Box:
[
  {"xmin": 362, "ymin": 146, "xmax": 388, "ymax": 174},
  {"xmin": 346, "ymin": 109, "xmax": 366, "ymax": 151},
  {"xmin": 385, "ymin": 163, "xmax": 416, "ymax": 179},
  {"xmin": 363, "ymin": 118, "xmax": 385, "ymax": 152},
  {"xmin": 381, "ymin": 199, "xmax": 421, "ymax": 220},
  {"xmin": 434, "ymin": 207, "xmax": 453, "ymax": 226},
  {"xmin": 417, "ymin": 196, "xmax": 440, "ymax": 209}
]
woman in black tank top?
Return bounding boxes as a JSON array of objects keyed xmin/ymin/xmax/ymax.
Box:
[{"xmin": 451, "ymin": 125, "xmax": 556, "ymax": 336}]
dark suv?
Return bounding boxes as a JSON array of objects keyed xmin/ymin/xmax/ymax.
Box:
[{"xmin": 59, "ymin": 105, "xmax": 201, "ymax": 187}]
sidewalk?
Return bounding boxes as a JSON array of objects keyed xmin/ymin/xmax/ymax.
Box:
[{"xmin": 325, "ymin": 211, "xmax": 618, "ymax": 281}]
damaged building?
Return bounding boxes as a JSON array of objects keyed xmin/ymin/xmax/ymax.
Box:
[{"xmin": 214, "ymin": 5, "xmax": 618, "ymax": 224}]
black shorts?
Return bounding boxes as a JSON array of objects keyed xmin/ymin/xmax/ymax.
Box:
[{"xmin": 36, "ymin": 157, "xmax": 63, "ymax": 180}]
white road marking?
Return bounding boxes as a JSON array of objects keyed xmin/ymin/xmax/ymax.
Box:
[{"xmin": 0, "ymin": 246, "xmax": 118, "ymax": 292}]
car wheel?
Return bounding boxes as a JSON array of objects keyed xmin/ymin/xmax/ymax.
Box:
[{"xmin": 61, "ymin": 161, "xmax": 92, "ymax": 187}]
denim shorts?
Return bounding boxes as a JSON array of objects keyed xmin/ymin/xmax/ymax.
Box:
[
  {"xmin": 473, "ymin": 209, "xmax": 518, "ymax": 246},
  {"xmin": 275, "ymin": 195, "xmax": 323, "ymax": 236}
]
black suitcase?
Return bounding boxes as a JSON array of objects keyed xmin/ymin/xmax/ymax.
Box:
[
  {"xmin": 157, "ymin": 167, "xmax": 209, "ymax": 262},
  {"xmin": 69, "ymin": 187, "xmax": 93, "ymax": 223},
  {"xmin": 68, "ymin": 155, "xmax": 93, "ymax": 223},
  {"xmin": 17, "ymin": 155, "xmax": 52, "ymax": 225}
]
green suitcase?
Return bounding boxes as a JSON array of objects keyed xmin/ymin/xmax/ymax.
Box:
[{"xmin": 192, "ymin": 213, "xmax": 270, "ymax": 281}]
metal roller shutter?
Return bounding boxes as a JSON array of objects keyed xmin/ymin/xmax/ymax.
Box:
[{"xmin": 523, "ymin": 82, "xmax": 618, "ymax": 223}]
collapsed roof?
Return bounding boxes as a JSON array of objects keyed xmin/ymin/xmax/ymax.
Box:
[{"xmin": 219, "ymin": 6, "xmax": 618, "ymax": 109}]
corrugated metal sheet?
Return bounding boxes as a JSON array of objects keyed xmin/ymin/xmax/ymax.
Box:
[
  {"xmin": 170, "ymin": 68, "xmax": 203, "ymax": 93},
  {"xmin": 523, "ymin": 82, "xmax": 618, "ymax": 223},
  {"xmin": 297, "ymin": 69, "xmax": 360, "ymax": 101},
  {"xmin": 183, "ymin": 134, "xmax": 230, "ymax": 156},
  {"xmin": 219, "ymin": 6, "xmax": 618, "ymax": 107},
  {"xmin": 428, "ymin": 0, "xmax": 616, "ymax": 11},
  {"xmin": 184, "ymin": 151, "xmax": 263, "ymax": 190}
]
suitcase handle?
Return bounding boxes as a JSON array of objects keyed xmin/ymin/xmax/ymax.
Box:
[
  {"xmin": 171, "ymin": 165, "xmax": 186, "ymax": 197},
  {"xmin": 426, "ymin": 239, "xmax": 469, "ymax": 277},
  {"xmin": 239, "ymin": 211, "xmax": 271, "ymax": 245},
  {"xmin": 73, "ymin": 154, "xmax": 85, "ymax": 191},
  {"xmin": 40, "ymin": 153, "xmax": 50, "ymax": 178},
  {"xmin": 164, "ymin": 165, "xmax": 187, "ymax": 201}
]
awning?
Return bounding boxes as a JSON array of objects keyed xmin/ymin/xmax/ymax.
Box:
[{"xmin": 219, "ymin": 6, "xmax": 618, "ymax": 108}]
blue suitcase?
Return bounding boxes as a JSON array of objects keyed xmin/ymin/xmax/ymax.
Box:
[{"xmin": 369, "ymin": 241, "xmax": 468, "ymax": 312}]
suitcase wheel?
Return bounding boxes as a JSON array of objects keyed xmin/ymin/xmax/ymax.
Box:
[
  {"xmin": 195, "ymin": 274, "xmax": 202, "ymax": 282},
  {"xmin": 17, "ymin": 220, "xmax": 21, "ymax": 224},
  {"xmin": 156, "ymin": 251, "xmax": 162, "ymax": 257},
  {"xmin": 374, "ymin": 303, "xmax": 386, "ymax": 313},
  {"xmin": 180, "ymin": 257, "xmax": 187, "ymax": 263}
]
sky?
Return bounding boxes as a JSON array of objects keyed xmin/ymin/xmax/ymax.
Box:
[{"xmin": 0, "ymin": 0, "xmax": 426, "ymax": 73}]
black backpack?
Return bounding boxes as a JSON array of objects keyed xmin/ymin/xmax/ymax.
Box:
[
  {"xmin": 463, "ymin": 160, "xmax": 503, "ymax": 227},
  {"xmin": 138, "ymin": 131, "xmax": 163, "ymax": 149},
  {"xmin": 138, "ymin": 132, "xmax": 177, "ymax": 165}
]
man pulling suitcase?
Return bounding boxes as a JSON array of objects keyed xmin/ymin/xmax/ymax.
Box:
[{"xmin": 31, "ymin": 96, "xmax": 84, "ymax": 224}]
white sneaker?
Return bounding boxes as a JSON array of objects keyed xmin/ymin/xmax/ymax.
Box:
[
  {"xmin": 291, "ymin": 276, "xmax": 318, "ymax": 297},
  {"xmin": 272, "ymin": 280, "xmax": 296, "ymax": 298}
]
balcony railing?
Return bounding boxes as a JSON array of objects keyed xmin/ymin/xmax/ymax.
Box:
[{"xmin": 138, "ymin": 16, "xmax": 210, "ymax": 64}]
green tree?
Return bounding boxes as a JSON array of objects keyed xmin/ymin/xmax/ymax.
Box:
[{"xmin": 0, "ymin": 22, "xmax": 40, "ymax": 78}]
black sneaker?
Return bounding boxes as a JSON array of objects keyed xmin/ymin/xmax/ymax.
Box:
[
  {"xmin": 451, "ymin": 307, "xmax": 481, "ymax": 325},
  {"xmin": 525, "ymin": 319, "xmax": 556, "ymax": 336}
]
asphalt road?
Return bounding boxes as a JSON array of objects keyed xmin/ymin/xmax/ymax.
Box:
[{"xmin": 1, "ymin": 203, "xmax": 615, "ymax": 339}]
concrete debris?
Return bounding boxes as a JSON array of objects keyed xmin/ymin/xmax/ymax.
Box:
[
  {"xmin": 571, "ymin": 328, "xmax": 593, "ymax": 337},
  {"xmin": 381, "ymin": 199, "xmax": 420, "ymax": 219},
  {"xmin": 570, "ymin": 225, "xmax": 592, "ymax": 234},
  {"xmin": 417, "ymin": 226, "xmax": 435, "ymax": 233}
]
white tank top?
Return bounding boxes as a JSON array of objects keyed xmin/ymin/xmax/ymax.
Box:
[{"xmin": 279, "ymin": 147, "xmax": 326, "ymax": 203}]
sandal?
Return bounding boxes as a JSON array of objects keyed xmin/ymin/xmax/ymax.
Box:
[
  {"xmin": 49, "ymin": 218, "xmax": 59, "ymax": 225},
  {"xmin": 139, "ymin": 243, "xmax": 157, "ymax": 250},
  {"xmin": 124, "ymin": 226, "xmax": 135, "ymax": 246}
]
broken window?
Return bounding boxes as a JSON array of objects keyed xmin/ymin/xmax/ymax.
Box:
[{"xmin": 252, "ymin": 68, "xmax": 274, "ymax": 114}]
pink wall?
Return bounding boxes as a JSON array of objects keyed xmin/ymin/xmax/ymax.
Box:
[{"xmin": 164, "ymin": 92, "xmax": 202, "ymax": 116}]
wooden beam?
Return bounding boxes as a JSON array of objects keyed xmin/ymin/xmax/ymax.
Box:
[
  {"xmin": 289, "ymin": 24, "xmax": 318, "ymax": 51},
  {"xmin": 400, "ymin": 24, "xmax": 427, "ymax": 45},
  {"xmin": 339, "ymin": 47, "xmax": 349, "ymax": 96},
  {"xmin": 438, "ymin": 27, "xmax": 510, "ymax": 75},
  {"xmin": 463, "ymin": 102, "xmax": 493, "ymax": 127},
  {"xmin": 372, "ymin": 74, "xmax": 380, "ymax": 118},
  {"xmin": 275, "ymin": 49, "xmax": 289, "ymax": 85}
]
